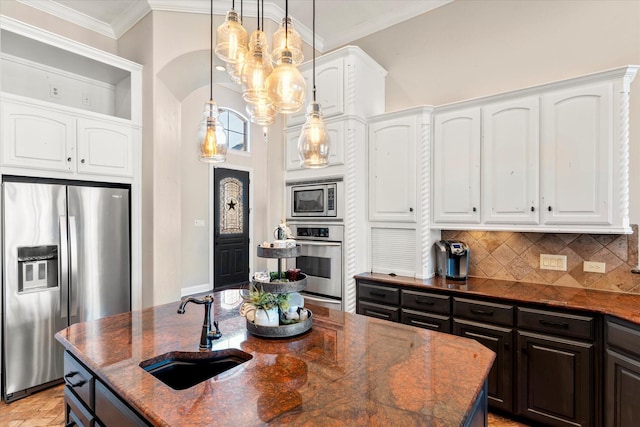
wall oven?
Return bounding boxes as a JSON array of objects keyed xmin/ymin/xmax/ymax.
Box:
[
  {"xmin": 286, "ymin": 179, "xmax": 344, "ymax": 220},
  {"xmin": 286, "ymin": 224, "xmax": 343, "ymax": 311}
]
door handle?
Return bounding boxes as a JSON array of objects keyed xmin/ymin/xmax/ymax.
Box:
[
  {"xmin": 59, "ymin": 217, "xmax": 68, "ymax": 319},
  {"xmin": 64, "ymin": 371, "xmax": 86, "ymax": 388},
  {"xmin": 69, "ymin": 216, "xmax": 79, "ymax": 318}
]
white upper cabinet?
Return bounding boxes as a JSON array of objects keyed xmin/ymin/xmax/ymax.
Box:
[
  {"xmin": 482, "ymin": 97, "xmax": 539, "ymax": 224},
  {"xmin": 433, "ymin": 107, "xmax": 481, "ymax": 224},
  {"xmin": 286, "ymin": 46, "xmax": 387, "ymax": 127},
  {"xmin": 77, "ymin": 118, "xmax": 133, "ymax": 177},
  {"xmin": 1, "ymin": 100, "xmax": 76, "ymax": 173},
  {"xmin": 369, "ymin": 111, "xmax": 421, "ymax": 222},
  {"xmin": 431, "ymin": 66, "xmax": 637, "ymax": 233},
  {"xmin": 540, "ymin": 83, "xmax": 612, "ymax": 226},
  {"xmin": 0, "ymin": 17, "xmax": 141, "ymax": 182}
]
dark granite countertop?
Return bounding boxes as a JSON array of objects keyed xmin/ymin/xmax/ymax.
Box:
[
  {"xmin": 355, "ymin": 272, "xmax": 640, "ymax": 325},
  {"xmin": 55, "ymin": 291, "xmax": 495, "ymax": 426}
]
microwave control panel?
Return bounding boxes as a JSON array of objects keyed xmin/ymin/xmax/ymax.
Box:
[{"xmin": 327, "ymin": 188, "xmax": 335, "ymax": 211}]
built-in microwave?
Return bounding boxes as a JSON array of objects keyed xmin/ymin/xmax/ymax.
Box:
[{"xmin": 286, "ymin": 179, "xmax": 343, "ymax": 219}]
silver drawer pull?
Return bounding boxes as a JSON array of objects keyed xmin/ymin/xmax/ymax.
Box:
[{"xmin": 415, "ymin": 299, "xmax": 435, "ymax": 306}]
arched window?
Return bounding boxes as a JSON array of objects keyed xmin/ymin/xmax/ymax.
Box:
[{"xmin": 219, "ymin": 108, "xmax": 249, "ymax": 152}]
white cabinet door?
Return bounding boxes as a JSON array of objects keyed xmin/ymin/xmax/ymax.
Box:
[
  {"xmin": 285, "ymin": 119, "xmax": 345, "ymax": 171},
  {"xmin": 369, "ymin": 114, "xmax": 417, "ymax": 222},
  {"xmin": 77, "ymin": 118, "xmax": 133, "ymax": 177},
  {"xmin": 286, "ymin": 58, "xmax": 344, "ymax": 128},
  {"xmin": 1, "ymin": 100, "xmax": 75, "ymax": 172},
  {"xmin": 433, "ymin": 108, "xmax": 481, "ymax": 224},
  {"xmin": 540, "ymin": 82, "xmax": 613, "ymax": 225},
  {"xmin": 482, "ymin": 97, "xmax": 539, "ymax": 224}
]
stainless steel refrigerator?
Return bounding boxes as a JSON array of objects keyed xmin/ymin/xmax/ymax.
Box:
[{"xmin": 2, "ymin": 179, "xmax": 130, "ymax": 402}]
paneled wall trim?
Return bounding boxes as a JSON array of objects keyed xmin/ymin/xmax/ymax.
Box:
[{"xmin": 442, "ymin": 226, "xmax": 640, "ymax": 294}]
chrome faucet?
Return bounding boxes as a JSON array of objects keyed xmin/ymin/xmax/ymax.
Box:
[{"xmin": 177, "ymin": 295, "xmax": 222, "ymax": 350}]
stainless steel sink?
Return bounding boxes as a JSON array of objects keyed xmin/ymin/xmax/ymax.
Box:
[{"xmin": 139, "ymin": 349, "xmax": 252, "ymax": 390}]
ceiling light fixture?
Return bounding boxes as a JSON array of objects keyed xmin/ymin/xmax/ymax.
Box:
[
  {"xmin": 298, "ymin": 0, "xmax": 329, "ymax": 168},
  {"xmin": 198, "ymin": 0, "xmax": 228, "ymax": 163},
  {"xmin": 215, "ymin": 0, "xmax": 305, "ymax": 124},
  {"xmin": 265, "ymin": 0, "xmax": 305, "ymax": 114},
  {"xmin": 215, "ymin": 0, "xmax": 248, "ymax": 65}
]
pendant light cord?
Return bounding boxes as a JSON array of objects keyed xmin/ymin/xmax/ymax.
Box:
[
  {"xmin": 261, "ymin": 0, "xmax": 265, "ymax": 33},
  {"xmin": 256, "ymin": 0, "xmax": 259, "ymax": 31},
  {"xmin": 285, "ymin": 0, "xmax": 289, "ymax": 48},
  {"xmin": 312, "ymin": 0, "xmax": 316, "ymax": 102},
  {"xmin": 209, "ymin": 0, "xmax": 213, "ymax": 102}
]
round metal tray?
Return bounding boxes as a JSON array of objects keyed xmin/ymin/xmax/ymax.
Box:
[
  {"xmin": 246, "ymin": 310, "xmax": 313, "ymax": 338},
  {"xmin": 256, "ymin": 245, "xmax": 301, "ymax": 259},
  {"xmin": 251, "ymin": 274, "xmax": 307, "ymax": 293}
]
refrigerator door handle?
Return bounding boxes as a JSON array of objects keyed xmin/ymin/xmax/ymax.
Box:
[
  {"xmin": 69, "ymin": 216, "xmax": 79, "ymax": 317},
  {"xmin": 59, "ymin": 216, "xmax": 69, "ymax": 319}
]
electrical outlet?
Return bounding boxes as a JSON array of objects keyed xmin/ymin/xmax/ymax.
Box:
[
  {"xmin": 540, "ymin": 254, "xmax": 567, "ymax": 271},
  {"xmin": 194, "ymin": 219, "xmax": 205, "ymax": 227},
  {"xmin": 82, "ymin": 93, "xmax": 91, "ymax": 106},
  {"xmin": 584, "ymin": 261, "xmax": 606, "ymax": 273},
  {"xmin": 49, "ymin": 85, "xmax": 60, "ymax": 98}
]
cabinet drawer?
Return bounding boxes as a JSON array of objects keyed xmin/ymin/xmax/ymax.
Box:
[
  {"xmin": 402, "ymin": 290, "xmax": 451, "ymax": 315},
  {"xmin": 358, "ymin": 282, "xmax": 400, "ymax": 305},
  {"xmin": 518, "ymin": 307, "xmax": 595, "ymax": 341},
  {"xmin": 453, "ymin": 298, "xmax": 514, "ymax": 326},
  {"xmin": 606, "ymin": 317, "xmax": 640, "ymax": 358},
  {"xmin": 64, "ymin": 351, "xmax": 94, "ymax": 409},
  {"xmin": 65, "ymin": 387, "xmax": 94, "ymax": 427},
  {"xmin": 95, "ymin": 380, "xmax": 148, "ymax": 427},
  {"xmin": 401, "ymin": 309, "xmax": 451, "ymax": 333},
  {"xmin": 358, "ymin": 301, "xmax": 399, "ymax": 322}
]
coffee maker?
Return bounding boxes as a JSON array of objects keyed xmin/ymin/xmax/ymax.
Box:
[{"xmin": 435, "ymin": 240, "xmax": 470, "ymax": 280}]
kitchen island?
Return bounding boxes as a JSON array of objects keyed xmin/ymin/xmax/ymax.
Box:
[{"xmin": 55, "ymin": 290, "xmax": 494, "ymax": 426}]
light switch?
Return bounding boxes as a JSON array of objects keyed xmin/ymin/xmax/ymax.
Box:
[
  {"xmin": 194, "ymin": 219, "xmax": 205, "ymax": 227},
  {"xmin": 584, "ymin": 261, "xmax": 605, "ymax": 273}
]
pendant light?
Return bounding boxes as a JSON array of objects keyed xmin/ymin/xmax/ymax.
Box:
[
  {"xmin": 226, "ymin": 0, "xmax": 245, "ymax": 84},
  {"xmin": 272, "ymin": 16, "xmax": 303, "ymax": 65},
  {"xmin": 215, "ymin": 0, "xmax": 248, "ymax": 64},
  {"xmin": 198, "ymin": 0, "xmax": 228, "ymax": 163},
  {"xmin": 298, "ymin": 0, "xmax": 329, "ymax": 168},
  {"xmin": 265, "ymin": 0, "xmax": 305, "ymax": 114},
  {"xmin": 241, "ymin": 0, "xmax": 272, "ymax": 105}
]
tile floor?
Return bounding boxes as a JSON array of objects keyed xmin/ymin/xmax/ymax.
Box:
[{"xmin": 1, "ymin": 384, "xmax": 530, "ymax": 426}]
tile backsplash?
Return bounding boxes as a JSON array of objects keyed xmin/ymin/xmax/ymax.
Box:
[{"xmin": 442, "ymin": 225, "xmax": 640, "ymax": 294}]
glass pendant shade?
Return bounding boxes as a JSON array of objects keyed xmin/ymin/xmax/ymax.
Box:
[
  {"xmin": 298, "ymin": 102, "xmax": 330, "ymax": 168},
  {"xmin": 266, "ymin": 50, "xmax": 306, "ymax": 114},
  {"xmin": 197, "ymin": 101, "xmax": 228, "ymax": 163},
  {"xmin": 226, "ymin": 59, "xmax": 244, "ymax": 84},
  {"xmin": 241, "ymin": 44, "xmax": 273, "ymax": 104},
  {"xmin": 246, "ymin": 97, "xmax": 277, "ymax": 125},
  {"xmin": 215, "ymin": 10, "xmax": 248, "ymax": 64},
  {"xmin": 272, "ymin": 17, "xmax": 303, "ymax": 65}
]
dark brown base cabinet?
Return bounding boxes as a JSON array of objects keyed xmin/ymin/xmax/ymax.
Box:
[
  {"xmin": 454, "ymin": 319, "xmax": 514, "ymax": 412},
  {"xmin": 605, "ymin": 317, "xmax": 640, "ymax": 427},
  {"xmin": 64, "ymin": 351, "xmax": 149, "ymax": 427},
  {"xmin": 517, "ymin": 331, "xmax": 594, "ymax": 427},
  {"xmin": 356, "ymin": 279, "xmax": 603, "ymax": 427}
]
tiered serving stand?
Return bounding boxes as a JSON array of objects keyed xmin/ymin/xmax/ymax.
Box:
[{"xmin": 245, "ymin": 245, "xmax": 313, "ymax": 338}]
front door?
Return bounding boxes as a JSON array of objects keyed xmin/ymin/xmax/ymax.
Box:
[{"xmin": 213, "ymin": 168, "xmax": 250, "ymax": 289}]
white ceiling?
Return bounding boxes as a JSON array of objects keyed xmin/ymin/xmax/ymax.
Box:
[{"xmin": 17, "ymin": 0, "xmax": 452, "ymax": 52}]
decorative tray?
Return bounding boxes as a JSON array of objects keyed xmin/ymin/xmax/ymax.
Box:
[
  {"xmin": 246, "ymin": 310, "xmax": 313, "ymax": 338},
  {"xmin": 251, "ymin": 274, "xmax": 307, "ymax": 293},
  {"xmin": 256, "ymin": 245, "xmax": 301, "ymax": 259}
]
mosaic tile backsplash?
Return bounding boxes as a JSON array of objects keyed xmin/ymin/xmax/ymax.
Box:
[{"xmin": 442, "ymin": 225, "xmax": 640, "ymax": 294}]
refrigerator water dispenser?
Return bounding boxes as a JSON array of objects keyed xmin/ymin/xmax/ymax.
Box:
[{"xmin": 17, "ymin": 245, "xmax": 58, "ymax": 292}]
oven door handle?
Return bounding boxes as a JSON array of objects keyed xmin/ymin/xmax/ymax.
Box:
[
  {"xmin": 302, "ymin": 293, "xmax": 342, "ymax": 306},
  {"xmin": 297, "ymin": 240, "xmax": 342, "ymax": 247}
]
